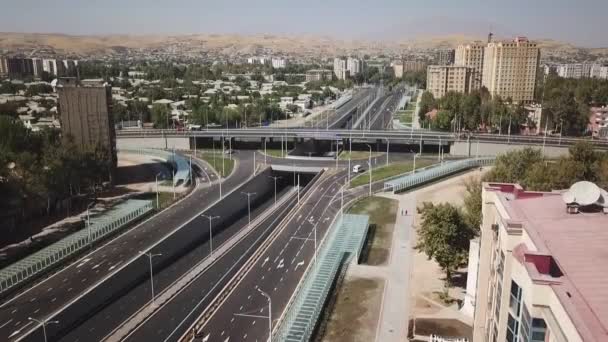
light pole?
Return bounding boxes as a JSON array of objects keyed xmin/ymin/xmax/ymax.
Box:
[
  {"xmin": 348, "ymin": 135, "xmax": 352, "ymax": 183},
  {"xmin": 385, "ymin": 138, "xmax": 390, "ymax": 166},
  {"xmin": 201, "ymin": 214, "xmax": 220, "ymax": 259},
  {"xmin": 155, "ymin": 172, "xmax": 161, "ymax": 209},
  {"xmin": 413, "ymin": 152, "xmax": 421, "ymax": 173},
  {"xmin": 366, "ymin": 144, "xmax": 372, "ymax": 196},
  {"xmin": 258, "ymin": 288, "xmax": 272, "ymax": 342},
  {"xmin": 28, "ymin": 317, "xmax": 59, "ymax": 342},
  {"xmin": 86, "ymin": 202, "xmax": 95, "ymax": 248},
  {"xmin": 268, "ymin": 176, "xmax": 281, "ymax": 208},
  {"xmin": 140, "ymin": 251, "xmax": 162, "ymax": 306},
  {"xmin": 241, "ymin": 192, "xmax": 257, "ymax": 227}
]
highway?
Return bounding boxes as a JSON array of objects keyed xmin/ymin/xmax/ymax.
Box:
[
  {"xmin": 2, "ymin": 152, "xmax": 254, "ymax": 342},
  {"xmin": 187, "ymin": 168, "xmax": 374, "ymax": 342},
  {"xmin": 311, "ymin": 87, "xmax": 376, "ymax": 129}
]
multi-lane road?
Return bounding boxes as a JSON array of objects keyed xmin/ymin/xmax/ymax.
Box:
[{"xmin": 0, "ymin": 153, "xmax": 254, "ymax": 341}]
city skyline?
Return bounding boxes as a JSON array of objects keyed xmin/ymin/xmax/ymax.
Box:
[{"xmin": 1, "ymin": 0, "xmax": 607, "ymax": 47}]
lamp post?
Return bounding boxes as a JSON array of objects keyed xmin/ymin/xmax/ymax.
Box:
[
  {"xmin": 201, "ymin": 214, "xmax": 220, "ymax": 259},
  {"xmin": 413, "ymin": 153, "xmax": 421, "ymax": 174},
  {"xmin": 258, "ymin": 288, "xmax": 272, "ymax": 342},
  {"xmin": 241, "ymin": 192, "xmax": 257, "ymax": 227},
  {"xmin": 267, "ymin": 176, "xmax": 281, "ymax": 208},
  {"xmin": 86, "ymin": 202, "xmax": 95, "ymax": 248},
  {"xmin": 140, "ymin": 251, "xmax": 162, "ymax": 306},
  {"xmin": 28, "ymin": 317, "xmax": 59, "ymax": 342},
  {"xmin": 385, "ymin": 138, "xmax": 390, "ymax": 166},
  {"xmin": 366, "ymin": 144, "xmax": 372, "ymax": 196},
  {"xmin": 155, "ymin": 172, "xmax": 161, "ymax": 209}
]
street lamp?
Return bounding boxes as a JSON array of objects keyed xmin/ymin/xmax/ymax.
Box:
[
  {"xmin": 241, "ymin": 192, "xmax": 257, "ymax": 227},
  {"xmin": 86, "ymin": 202, "xmax": 95, "ymax": 248},
  {"xmin": 267, "ymin": 176, "xmax": 281, "ymax": 208},
  {"xmin": 385, "ymin": 138, "xmax": 390, "ymax": 166},
  {"xmin": 28, "ymin": 317, "xmax": 59, "ymax": 342},
  {"xmin": 413, "ymin": 153, "xmax": 421, "ymax": 174},
  {"xmin": 201, "ymin": 214, "xmax": 220, "ymax": 259},
  {"xmin": 140, "ymin": 251, "xmax": 162, "ymax": 306},
  {"xmin": 366, "ymin": 144, "xmax": 372, "ymax": 196},
  {"xmin": 257, "ymin": 288, "xmax": 272, "ymax": 342}
]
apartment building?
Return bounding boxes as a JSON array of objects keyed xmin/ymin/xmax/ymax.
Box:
[
  {"xmin": 455, "ymin": 42, "xmax": 485, "ymax": 90},
  {"xmin": 436, "ymin": 49, "xmax": 455, "ymax": 65},
  {"xmin": 426, "ymin": 65, "xmax": 470, "ymax": 98},
  {"xmin": 482, "ymin": 37, "xmax": 540, "ymax": 103},
  {"xmin": 305, "ymin": 69, "xmax": 333, "ymax": 82},
  {"xmin": 333, "ymin": 57, "xmax": 349, "ymax": 80},
  {"xmin": 0, "ymin": 57, "xmax": 7, "ymax": 77},
  {"xmin": 557, "ymin": 63, "xmax": 593, "ymax": 79},
  {"xmin": 469, "ymin": 182, "xmax": 608, "ymax": 342},
  {"xmin": 590, "ymin": 64, "xmax": 608, "ymax": 79},
  {"xmin": 403, "ymin": 60, "xmax": 426, "ymax": 72},
  {"xmin": 271, "ymin": 58, "xmax": 288, "ymax": 69},
  {"xmin": 393, "ymin": 61, "xmax": 404, "ymax": 78},
  {"xmin": 57, "ymin": 78, "xmax": 116, "ymax": 182},
  {"xmin": 347, "ymin": 57, "xmax": 363, "ymax": 76}
]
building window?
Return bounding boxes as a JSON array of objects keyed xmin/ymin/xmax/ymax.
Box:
[
  {"xmin": 509, "ymin": 280, "xmax": 522, "ymax": 316},
  {"xmin": 531, "ymin": 318, "xmax": 547, "ymax": 342},
  {"xmin": 507, "ymin": 313, "xmax": 519, "ymax": 342}
]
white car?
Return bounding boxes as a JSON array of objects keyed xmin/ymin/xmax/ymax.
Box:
[{"xmin": 352, "ymin": 164, "xmax": 363, "ymax": 173}]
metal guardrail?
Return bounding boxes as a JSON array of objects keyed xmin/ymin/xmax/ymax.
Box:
[
  {"xmin": 118, "ymin": 148, "xmax": 191, "ymax": 186},
  {"xmin": 274, "ymin": 214, "xmax": 369, "ymax": 342},
  {"xmin": 384, "ymin": 157, "xmax": 495, "ymax": 193},
  {"xmin": 0, "ymin": 199, "xmax": 154, "ymax": 294}
]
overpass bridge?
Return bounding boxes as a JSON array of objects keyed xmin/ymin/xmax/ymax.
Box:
[{"xmin": 116, "ymin": 128, "xmax": 608, "ymax": 158}]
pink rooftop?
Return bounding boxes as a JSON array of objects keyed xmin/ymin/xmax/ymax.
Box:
[{"xmin": 488, "ymin": 183, "xmax": 608, "ymax": 342}]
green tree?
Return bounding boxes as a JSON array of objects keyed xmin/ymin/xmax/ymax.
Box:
[
  {"xmin": 151, "ymin": 104, "xmax": 170, "ymax": 128},
  {"xmin": 416, "ymin": 202, "xmax": 477, "ymax": 294},
  {"xmin": 483, "ymin": 147, "xmax": 542, "ymax": 184},
  {"xmin": 462, "ymin": 177, "xmax": 482, "ymax": 231},
  {"xmin": 419, "ymin": 91, "xmax": 436, "ymax": 123}
]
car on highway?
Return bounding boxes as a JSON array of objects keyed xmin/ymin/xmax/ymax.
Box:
[{"xmin": 352, "ymin": 164, "xmax": 363, "ymax": 173}]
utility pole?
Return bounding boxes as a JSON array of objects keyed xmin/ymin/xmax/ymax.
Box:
[
  {"xmin": 86, "ymin": 202, "xmax": 95, "ymax": 249},
  {"xmin": 28, "ymin": 317, "xmax": 59, "ymax": 342},
  {"xmin": 268, "ymin": 176, "xmax": 281, "ymax": 208},
  {"xmin": 155, "ymin": 172, "xmax": 161, "ymax": 209},
  {"xmin": 366, "ymin": 144, "xmax": 372, "ymax": 196}
]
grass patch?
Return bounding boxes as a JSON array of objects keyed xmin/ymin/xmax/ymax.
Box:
[
  {"xmin": 339, "ymin": 151, "xmax": 383, "ymax": 160},
  {"xmin": 194, "ymin": 151, "xmax": 235, "ymax": 178},
  {"xmin": 397, "ymin": 110, "xmax": 413, "ymax": 124},
  {"xmin": 349, "ymin": 159, "xmax": 436, "ymax": 188},
  {"xmin": 348, "ymin": 196, "xmax": 398, "ymax": 265}
]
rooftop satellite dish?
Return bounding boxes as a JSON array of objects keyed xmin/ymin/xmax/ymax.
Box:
[
  {"xmin": 569, "ymin": 181, "xmax": 601, "ymax": 206},
  {"xmin": 562, "ymin": 191, "xmax": 575, "ymax": 204},
  {"xmin": 596, "ymin": 188, "xmax": 608, "ymax": 208}
]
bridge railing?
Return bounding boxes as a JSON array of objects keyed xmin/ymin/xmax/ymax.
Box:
[
  {"xmin": 384, "ymin": 157, "xmax": 495, "ymax": 193},
  {"xmin": 0, "ymin": 199, "xmax": 154, "ymax": 295},
  {"xmin": 118, "ymin": 148, "xmax": 191, "ymax": 186}
]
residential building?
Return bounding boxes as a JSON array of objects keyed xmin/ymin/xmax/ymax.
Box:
[
  {"xmin": 482, "ymin": 37, "xmax": 540, "ymax": 103},
  {"xmin": 436, "ymin": 49, "xmax": 455, "ymax": 65},
  {"xmin": 271, "ymin": 58, "xmax": 288, "ymax": 69},
  {"xmin": 6, "ymin": 58, "xmax": 35, "ymax": 78},
  {"xmin": 556, "ymin": 63, "xmax": 593, "ymax": 79},
  {"xmin": 42, "ymin": 59, "xmax": 58, "ymax": 76},
  {"xmin": 392, "ymin": 61, "xmax": 404, "ymax": 78},
  {"xmin": 0, "ymin": 57, "xmax": 7, "ymax": 77},
  {"xmin": 426, "ymin": 65, "xmax": 470, "ymax": 98},
  {"xmin": 469, "ymin": 182, "xmax": 608, "ymax": 342},
  {"xmin": 403, "ymin": 60, "xmax": 427, "ymax": 72},
  {"xmin": 57, "ymin": 78, "xmax": 116, "ymax": 182},
  {"xmin": 333, "ymin": 57, "xmax": 349, "ymax": 80},
  {"xmin": 31, "ymin": 58, "xmax": 44, "ymax": 78},
  {"xmin": 590, "ymin": 64, "xmax": 608, "ymax": 79},
  {"xmin": 455, "ymin": 42, "xmax": 485, "ymax": 90},
  {"xmin": 347, "ymin": 57, "xmax": 363, "ymax": 76},
  {"xmin": 589, "ymin": 106, "xmax": 608, "ymax": 138},
  {"xmin": 305, "ymin": 69, "xmax": 333, "ymax": 82}
]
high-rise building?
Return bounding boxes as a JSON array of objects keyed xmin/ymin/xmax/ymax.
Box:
[
  {"xmin": 271, "ymin": 58, "xmax": 288, "ymax": 69},
  {"xmin": 392, "ymin": 61, "xmax": 404, "ymax": 78},
  {"xmin": 31, "ymin": 58, "xmax": 44, "ymax": 78},
  {"xmin": 333, "ymin": 57, "xmax": 349, "ymax": 80},
  {"xmin": 469, "ymin": 182, "xmax": 608, "ymax": 342},
  {"xmin": 0, "ymin": 57, "xmax": 7, "ymax": 77},
  {"xmin": 482, "ymin": 37, "xmax": 540, "ymax": 103},
  {"xmin": 436, "ymin": 49, "xmax": 455, "ymax": 65},
  {"xmin": 6, "ymin": 58, "xmax": 35, "ymax": 78},
  {"xmin": 403, "ymin": 60, "xmax": 426, "ymax": 73},
  {"xmin": 42, "ymin": 59, "xmax": 57, "ymax": 76},
  {"xmin": 455, "ymin": 42, "xmax": 485, "ymax": 90},
  {"xmin": 305, "ymin": 69, "xmax": 333, "ymax": 82},
  {"xmin": 57, "ymin": 78, "xmax": 116, "ymax": 181},
  {"xmin": 426, "ymin": 65, "xmax": 470, "ymax": 98},
  {"xmin": 347, "ymin": 57, "xmax": 363, "ymax": 76}
]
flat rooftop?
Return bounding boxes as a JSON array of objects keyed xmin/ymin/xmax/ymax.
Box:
[{"xmin": 493, "ymin": 185, "xmax": 608, "ymax": 342}]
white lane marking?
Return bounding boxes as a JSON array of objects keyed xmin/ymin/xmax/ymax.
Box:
[
  {"xmin": 276, "ymin": 259, "xmax": 284, "ymax": 269},
  {"xmin": 76, "ymin": 258, "xmax": 92, "ymax": 268},
  {"xmin": 295, "ymin": 260, "xmax": 305, "ymax": 270},
  {"xmin": 10, "ymin": 309, "xmax": 17, "ymax": 314},
  {"xmin": 261, "ymin": 257, "xmax": 269, "ymax": 267},
  {"xmin": 0, "ymin": 319, "xmax": 13, "ymax": 329},
  {"xmin": 202, "ymin": 334, "xmax": 210, "ymax": 342}
]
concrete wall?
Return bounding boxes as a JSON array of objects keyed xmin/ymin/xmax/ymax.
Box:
[
  {"xmin": 117, "ymin": 137, "xmax": 190, "ymax": 150},
  {"xmin": 451, "ymin": 140, "xmax": 571, "ymax": 158}
]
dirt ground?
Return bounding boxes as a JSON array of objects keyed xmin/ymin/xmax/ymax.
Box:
[
  {"xmin": 410, "ymin": 168, "xmax": 488, "ymax": 321},
  {"xmin": 319, "ymin": 275, "xmax": 385, "ymax": 342}
]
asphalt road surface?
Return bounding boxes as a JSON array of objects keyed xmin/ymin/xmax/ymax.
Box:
[
  {"xmin": 193, "ymin": 169, "xmax": 351, "ymax": 342},
  {"xmin": 1, "ymin": 152, "xmax": 253, "ymax": 342}
]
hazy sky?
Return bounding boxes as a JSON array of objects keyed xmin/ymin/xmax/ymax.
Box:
[{"xmin": 1, "ymin": 0, "xmax": 606, "ymax": 47}]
